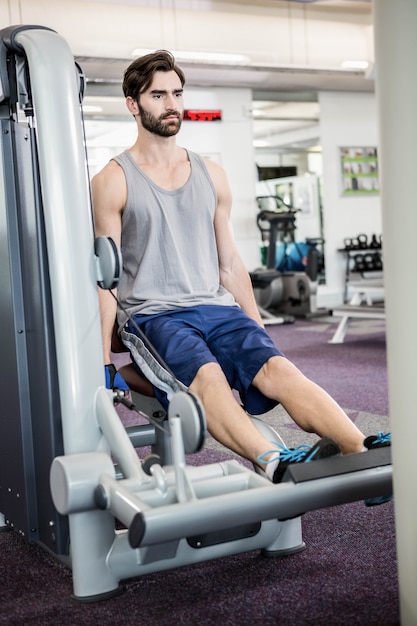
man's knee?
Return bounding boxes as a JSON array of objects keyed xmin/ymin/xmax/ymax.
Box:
[
  {"xmin": 189, "ymin": 362, "xmax": 228, "ymax": 396},
  {"xmin": 253, "ymin": 355, "xmax": 302, "ymax": 394}
]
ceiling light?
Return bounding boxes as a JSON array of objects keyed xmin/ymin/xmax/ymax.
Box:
[
  {"xmin": 308, "ymin": 144, "xmax": 322, "ymax": 153},
  {"xmin": 130, "ymin": 48, "xmax": 250, "ymax": 65},
  {"xmin": 253, "ymin": 139, "xmax": 271, "ymax": 148},
  {"xmin": 341, "ymin": 60, "xmax": 369, "ymax": 70},
  {"xmin": 82, "ymin": 104, "xmax": 104, "ymax": 113}
]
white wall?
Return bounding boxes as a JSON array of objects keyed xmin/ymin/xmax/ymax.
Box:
[
  {"xmin": 179, "ymin": 87, "xmax": 259, "ymax": 269},
  {"xmin": 255, "ymin": 151, "xmax": 310, "ymax": 176},
  {"xmin": 319, "ymin": 91, "xmax": 381, "ymax": 305}
]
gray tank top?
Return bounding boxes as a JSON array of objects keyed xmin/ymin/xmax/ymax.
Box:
[{"xmin": 112, "ymin": 149, "xmax": 236, "ymax": 325}]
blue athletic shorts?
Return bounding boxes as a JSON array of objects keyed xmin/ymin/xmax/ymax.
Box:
[{"xmin": 127, "ymin": 304, "xmax": 285, "ymax": 415}]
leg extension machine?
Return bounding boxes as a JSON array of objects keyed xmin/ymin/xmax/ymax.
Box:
[{"xmin": 0, "ymin": 25, "xmax": 392, "ymax": 602}]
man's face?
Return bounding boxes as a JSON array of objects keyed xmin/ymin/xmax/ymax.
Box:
[{"xmin": 138, "ymin": 70, "xmax": 184, "ymax": 137}]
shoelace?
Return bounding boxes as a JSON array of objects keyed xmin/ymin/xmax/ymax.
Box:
[
  {"xmin": 257, "ymin": 442, "xmax": 313, "ymax": 466},
  {"xmin": 374, "ymin": 431, "xmax": 391, "ymax": 445}
]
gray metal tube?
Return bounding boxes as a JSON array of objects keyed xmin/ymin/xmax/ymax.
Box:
[
  {"xmin": 13, "ymin": 26, "xmax": 122, "ymax": 600},
  {"xmin": 14, "ymin": 28, "xmax": 104, "ymax": 454},
  {"xmin": 373, "ymin": 2, "xmax": 417, "ymax": 623},
  {"xmin": 95, "ymin": 387, "xmax": 144, "ymax": 481},
  {"xmin": 130, "ymin": 467, "xmax": 392, "ymax": 548}
]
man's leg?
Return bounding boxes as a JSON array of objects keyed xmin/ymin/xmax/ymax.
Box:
[
  {"xmin": 189, "ymin": 362, "xmax": 282, "ymax": 466},
  {"xmin": 129, "ymin": 309, "xmax": 363, "ymax": 462},
  {"xmin": 252, "ymin": 355, "xmax": 364, "ymax": 455}
]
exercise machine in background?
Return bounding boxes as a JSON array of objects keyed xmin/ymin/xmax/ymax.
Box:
[{"xmin": 250, "ymin": 195, "xmax": 326, "ymax": 323}]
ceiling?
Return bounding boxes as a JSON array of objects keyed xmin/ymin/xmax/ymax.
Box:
[
  {"xmin": 10, "ymin": 0, "xmax": 374, "ymax": 152},
  {"xmin": 77, "ymin": 0, "xmax": 374, "ymax": 152}
]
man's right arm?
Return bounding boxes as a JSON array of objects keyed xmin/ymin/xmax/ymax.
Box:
[{"xmin": 91, "ymin": 161, "xmax": 126, "ymax": 364}]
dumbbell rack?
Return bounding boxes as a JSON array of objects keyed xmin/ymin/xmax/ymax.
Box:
[
  {"xmin": 330, "ymin": 237, "xmax": 385, "ymax": 343},
  {"xmin": 338, "ymin": 239, "xmax": 384, "ymax": 304}
]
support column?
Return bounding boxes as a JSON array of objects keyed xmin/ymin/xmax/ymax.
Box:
[{"xmin": 373, "ymin": 2, "xmax": 417, "ymax": 624}]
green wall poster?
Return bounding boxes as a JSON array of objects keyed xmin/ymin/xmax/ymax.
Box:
[{"xmin": 340, "ymin": 147, "xmax": 379, "ymax": 195}]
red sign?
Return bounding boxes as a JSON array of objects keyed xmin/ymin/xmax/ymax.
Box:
[{"xmin": 183, "ymin": 109, "xmax": 222, "ymax": 122}]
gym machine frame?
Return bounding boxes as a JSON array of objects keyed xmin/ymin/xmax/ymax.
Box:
[{"xmin": 0, "ymin": 25, "xmax": 392, "ymax": 602}]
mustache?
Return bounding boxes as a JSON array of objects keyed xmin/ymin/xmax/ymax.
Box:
[{"xmin": 161, "ymin": 111, "xmax": 181, "ymax": 120}]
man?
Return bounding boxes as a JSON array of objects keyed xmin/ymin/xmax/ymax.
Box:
[{"xmin": 91, "ymin": 50, "xmax": 390, "ymax": 485}]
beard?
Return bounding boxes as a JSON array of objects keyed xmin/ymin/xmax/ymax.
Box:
[{"xmin": 138, "ymin": 103, "xmax": 183, "ymax": 137}]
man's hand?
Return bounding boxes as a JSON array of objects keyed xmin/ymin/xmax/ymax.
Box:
[
  {"xmin": 104, "ymin": 363, "xmax": 135, "ymax": 409},
  {"xmin": 104, "ymin": 363, "xmax": 130, "ymax": 393}
]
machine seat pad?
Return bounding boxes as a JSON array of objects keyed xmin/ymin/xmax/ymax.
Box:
[
  {"xmin": 111, "ymin": 323, "xmax": 159, "ymax": 398},
  {"xmin": 118, "ymin": 362, "xmax": 155, "ymax": 398}
]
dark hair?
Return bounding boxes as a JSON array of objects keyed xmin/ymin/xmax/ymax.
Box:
[{"xmin": 122, "ymin": 50, "xmax": 185, "ymax": 100}]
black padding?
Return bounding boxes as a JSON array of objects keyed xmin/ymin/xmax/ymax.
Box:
[
  {"xmin": 128, "ymin": 513, "xmax": 146, "ymax": 549},
  {"xmin": 187, "ymin": 521, "xmax": 261, "ymax": 549},
  {"xmin": 94, "ymin": 485, "xmax": 108, "ymax": 510},
  {"xmin": 283, "ymin": 446, "xmax": 391, "ymax": 484},
  {"xmin": 94, "ymin": 235, "xmax": 120, "ymax": 290},
  {"xmin": 142, "ymin": 454, "xmax": 162, "ymax": 476}
]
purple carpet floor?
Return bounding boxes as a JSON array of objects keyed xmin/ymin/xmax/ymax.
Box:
[{"xmin": 0, "ymin": 318, "xmax": 398, "ymax": 625}]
